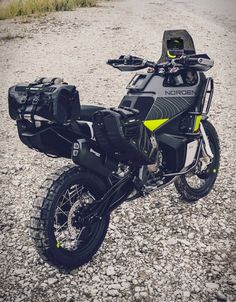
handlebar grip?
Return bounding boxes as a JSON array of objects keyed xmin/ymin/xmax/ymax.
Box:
[
  {"xmin": 173, "ymin": 56, "xmax": 202, "ymax": 65},
  {"xmin": 145, "ymin": 60, "xmax": 156, "ymax": 68},
  {"xmin": 185, "ymin": 57, "xmax": 198, "ymax": 64},
  {"xmin": 172, "ymin": 57, "xmax": 186, "ymax": 65},
  {"xmin": 107, "ymin": 59, "xmax": 125, "ymax": 65}
]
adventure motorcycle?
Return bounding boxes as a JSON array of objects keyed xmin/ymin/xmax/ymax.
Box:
[{"xmin": 8, "ymin": 30, "xmax": 220, "ymax": 269}]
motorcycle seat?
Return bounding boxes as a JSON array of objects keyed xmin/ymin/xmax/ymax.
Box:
[{"xmin": 80, "ymin": 105, "xmax": 105, "ymax": 121}]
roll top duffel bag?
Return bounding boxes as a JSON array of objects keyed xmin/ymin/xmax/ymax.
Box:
[{"xmin": 8, "ymin": 77, "xmax": 80, "ymax": 124}]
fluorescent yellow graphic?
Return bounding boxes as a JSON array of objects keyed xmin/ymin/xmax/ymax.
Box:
[
  {"xmin": 144, "ymin": 119, "xmax": 169, "ymax": 131},
  {"xmin": 167, "ymin": 50, "xmax": 176, "ymax": 59},
  {"xmin": 194, "ymin": 115, "xmax": 202, "ymax": 132}
]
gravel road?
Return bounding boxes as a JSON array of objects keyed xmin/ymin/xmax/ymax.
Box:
[{"xmin": 0, "ymin": 0, "xmax": 235, "ymax": 301}]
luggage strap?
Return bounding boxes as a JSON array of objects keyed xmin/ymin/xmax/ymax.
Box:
[
  {"xmin": 113, "ymin": 107, "xmax": 139, "ymax": 118},
  {"xmin": 20, "ymin": 81, "xmax": 43, "ymax": 123}
]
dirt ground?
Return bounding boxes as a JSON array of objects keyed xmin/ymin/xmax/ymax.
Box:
[{"xmin": 0, "ymin": 0, "xmax": 235, "ymax": 301}]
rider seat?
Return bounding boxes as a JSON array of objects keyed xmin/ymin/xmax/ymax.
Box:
[{"xmin": 80, "ymin": 105, "xmax": 105, "ymax": 121}]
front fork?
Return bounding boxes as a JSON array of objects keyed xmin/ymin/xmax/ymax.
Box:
[
  {"xmin": 198, "ymin": 122, "xmax": 214, "ymax": 171},
  {"xmin": 200, "ymin": 122, "xmax": 214, "ymax": 158}
]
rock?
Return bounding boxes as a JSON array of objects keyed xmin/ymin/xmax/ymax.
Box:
[
  {"xmin": 167, "ymin": 238, "xmax": 177, "ymax": 245},
  {"xmin": 225, "ymin": 227, "xmax": 233, "ymax": 234},
  {"xmin": 216, "ymin": 291, "xmax": 227, "ymax": 301},
  {"xmin": 206, "ymin": 282, "xmax": 219, "ymax": 290},
  {"xmin": 183, "ymin": 291, "xmax": 191, "ymax": 298},
  {"xmin": 12, "ymin": 179, "xmax": 20, "ymax": 186},
  {"xmin": 107, "ymin": 289, "xmax": 119, "ymax": 297},
  {"xmin": 212, "ymin": 265, "xmax": 221, "ymax": 272},
  {"xmin": 13, "ymin": 268, "xmax": 27, "ymax": 275},
  {"xmin": 140, "ymin": 291, "xmax": 148, "ymax": 298},
  {"xmin": 121, "ymin": 281, "xmax": 130, "ymax": 289},
  {"xmin": 108, "ymin": 283, "xmax": 121, "ymax": 290},
  {"xmin": 232, "ymin": 262, "xmax": 236, "ymax": 270},
  {"xmin": 228, "ymin": 275, "xmax": 236, "ymax": 285},
  {"xmin": 106, "ymin": 266, "xmax": 115, "ymax": 276},
  {"xmin": 188, "ymin": 233, "xmax": 195, "ymax": 239},
  {"xmin": 90, "ymin": 288, "xmax": 98, "ymax": 295},
  {"xmin": 214, "ymin": 255, "xmax": 222, "ymax": 261},
  {"xmin": 47, "ymin": 278, "xmax": 57, "ymax": 285},
  {"xmin": 178, "ymin": 239, "xmax": 190, "ymax": 246},
  {"xmin": 113, "ymin": 216, "xmax": 120, "ymax": 223},
  {"xmin": 15, "ymin": 297, "xmax": 26, "ymax": 302},
  {"xmin": 132, "ymin": 279, "xmax": 138, "ymax": 285},
  {"xmin": 192, "ymin": 285, "xmax": 200, "ymax": 293},
  {"xmin": 134, "ymin": 293, "xmax": 140, "ymax": 300},
  {"xmin": 92, "ymin": 275, "xmax": 100, "ymax": 282},
  {"xmin": 128, "ymin": 212, "xmax": 135, "ymax": 219}
]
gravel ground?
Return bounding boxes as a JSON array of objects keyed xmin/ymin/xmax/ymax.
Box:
[{"xmin": 0, "ymin": 0, "xmax": 236, "ymax": 301}]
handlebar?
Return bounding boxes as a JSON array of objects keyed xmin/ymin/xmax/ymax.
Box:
[
  {"xmin": 107, "ymin": 54, "xmax": 214, "ymax": 72},
  {"xmin": 107, "ymin": 56, "xmax": 161, "ymax": 71}
]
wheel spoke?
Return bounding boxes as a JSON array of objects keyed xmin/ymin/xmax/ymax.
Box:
[
  {"xmin": 54, "ymin": 221, "xmax": 68, "ymax": 234},
  {"xmin": 59, "ymin": 185, "xmax": 84, "ymax": 208},
  {"xmin": 53, "ymin": 185, "xmax": 95, "ymax": 251},
  {"xmin": 59, "ymin": 189, "xmax": 71, "ymax": 207},
  {"xmin": 55, "ymin": 206, "xmax": 69, "ymax": 217}
]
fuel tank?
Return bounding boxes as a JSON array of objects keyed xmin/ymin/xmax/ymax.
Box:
[{"xmin": 119, "ymin": 72, "xmax": 205, "ymax": 133}]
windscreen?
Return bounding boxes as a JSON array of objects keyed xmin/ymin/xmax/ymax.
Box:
[{"xmin": 158, "ymin": 30, "xmax": 196, "ymax": 63}]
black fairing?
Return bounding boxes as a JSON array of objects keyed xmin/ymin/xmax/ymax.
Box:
[
  {"xmin": 119, "ymin": 72, "xmax": 206, "ymax": 135},
  {"xmin": 157, "ymin": 133, "xmax": 187, "ymax": 172}
]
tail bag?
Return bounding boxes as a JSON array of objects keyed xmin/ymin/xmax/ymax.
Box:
[
  {"xmin": 8, "ymin": 77, "xmax": 80, "ymax": 124},
  {"xmin": 8, "ymin": 78, "xmax": 81, "ymax": 158}
]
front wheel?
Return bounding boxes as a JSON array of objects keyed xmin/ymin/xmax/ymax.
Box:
[
  {"xmin": 175, "ymin": 121, "xmax": 220, "ymax": 202},
  {"xmin": 30, "ymin": 165, "xmax": 110, "ymax": 269}
]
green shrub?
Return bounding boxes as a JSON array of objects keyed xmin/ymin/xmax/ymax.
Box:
[{"xmin": 0, "ymin": 0, "xmax": 97, "ymax": 20}]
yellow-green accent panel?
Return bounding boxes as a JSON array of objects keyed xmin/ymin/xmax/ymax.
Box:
[
  {"xmin": 144, "ymin": 119, "xmax": 169, "ymax": 132},
  {"xmin": 194, "ymin": 115, "xmax": 202, "ymax": 132},
  {"xmin": 167, "ymin": 50, "xmax": 176, "ymax": 59}
]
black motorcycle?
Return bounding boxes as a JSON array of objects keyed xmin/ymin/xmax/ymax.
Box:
[{"xmin": 8, "ymin": 30, "xmax": 220, "ymax": 269}]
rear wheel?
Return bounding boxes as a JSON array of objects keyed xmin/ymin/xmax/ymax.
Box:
[
  {"xmin": 30, "ymin": 165, "xmax": 110, "ymax": 269},
  {"xmin": 175, "ymin": 121, "xmax": 220, "ymax": 202}
]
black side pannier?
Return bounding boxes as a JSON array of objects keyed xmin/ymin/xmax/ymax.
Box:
[
  {"xmin": 16, "ymin": 119, "xmax": 78, "ymax": 158},
  {"xmin": 93, "ymin": 107, "xmax": 158, "ymax": 164},
  {"xmin": 8, "ymin": 78, "xmax": 80, "ymax": 124}
]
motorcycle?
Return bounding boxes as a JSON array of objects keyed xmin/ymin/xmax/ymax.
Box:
[{"xmin": 8, "ymin": 30, "xmax": 220, "ymax": 269}]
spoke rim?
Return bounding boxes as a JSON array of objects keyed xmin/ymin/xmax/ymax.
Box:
[
  {"xmin": 185, "ymin": 139, "xmax": 216, "ymax": 190},
  {"xmin": 53, "ymin": 184, "xmax": 95, "ymax": 251}
]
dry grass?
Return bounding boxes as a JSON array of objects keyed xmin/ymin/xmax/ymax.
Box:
[
  {"xmin": 0, "ymin": 0, "xmax": 97, "ymax": 20},
  {"xmin": 0, "ymin": 32, "xmax": 25, "ymax": 40}
]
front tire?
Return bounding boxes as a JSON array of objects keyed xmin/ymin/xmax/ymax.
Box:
[
  {"xmin": 175, "ymin": 121, "xmax": 220, "ymax": 202},
  {"xmin": 30, "ymin": 165, "xmax": 110, "ymax": 269}
]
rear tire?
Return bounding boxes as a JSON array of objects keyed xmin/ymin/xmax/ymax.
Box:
[
  {"xmin": 30, "ymin": 165, "xmax": 110, "ymax": 269},
  {"xmin": 175, "ymin": 121, "xmax": 220, "ymax": 202}
]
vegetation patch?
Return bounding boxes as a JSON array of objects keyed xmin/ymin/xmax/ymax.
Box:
[
  {"xmin": 0, "ymin": 33, "xmax": 25, "ymax": 40},
  {"xmin": 0, "ymin": 0, "xmax": 97, "ymax": 20}
]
